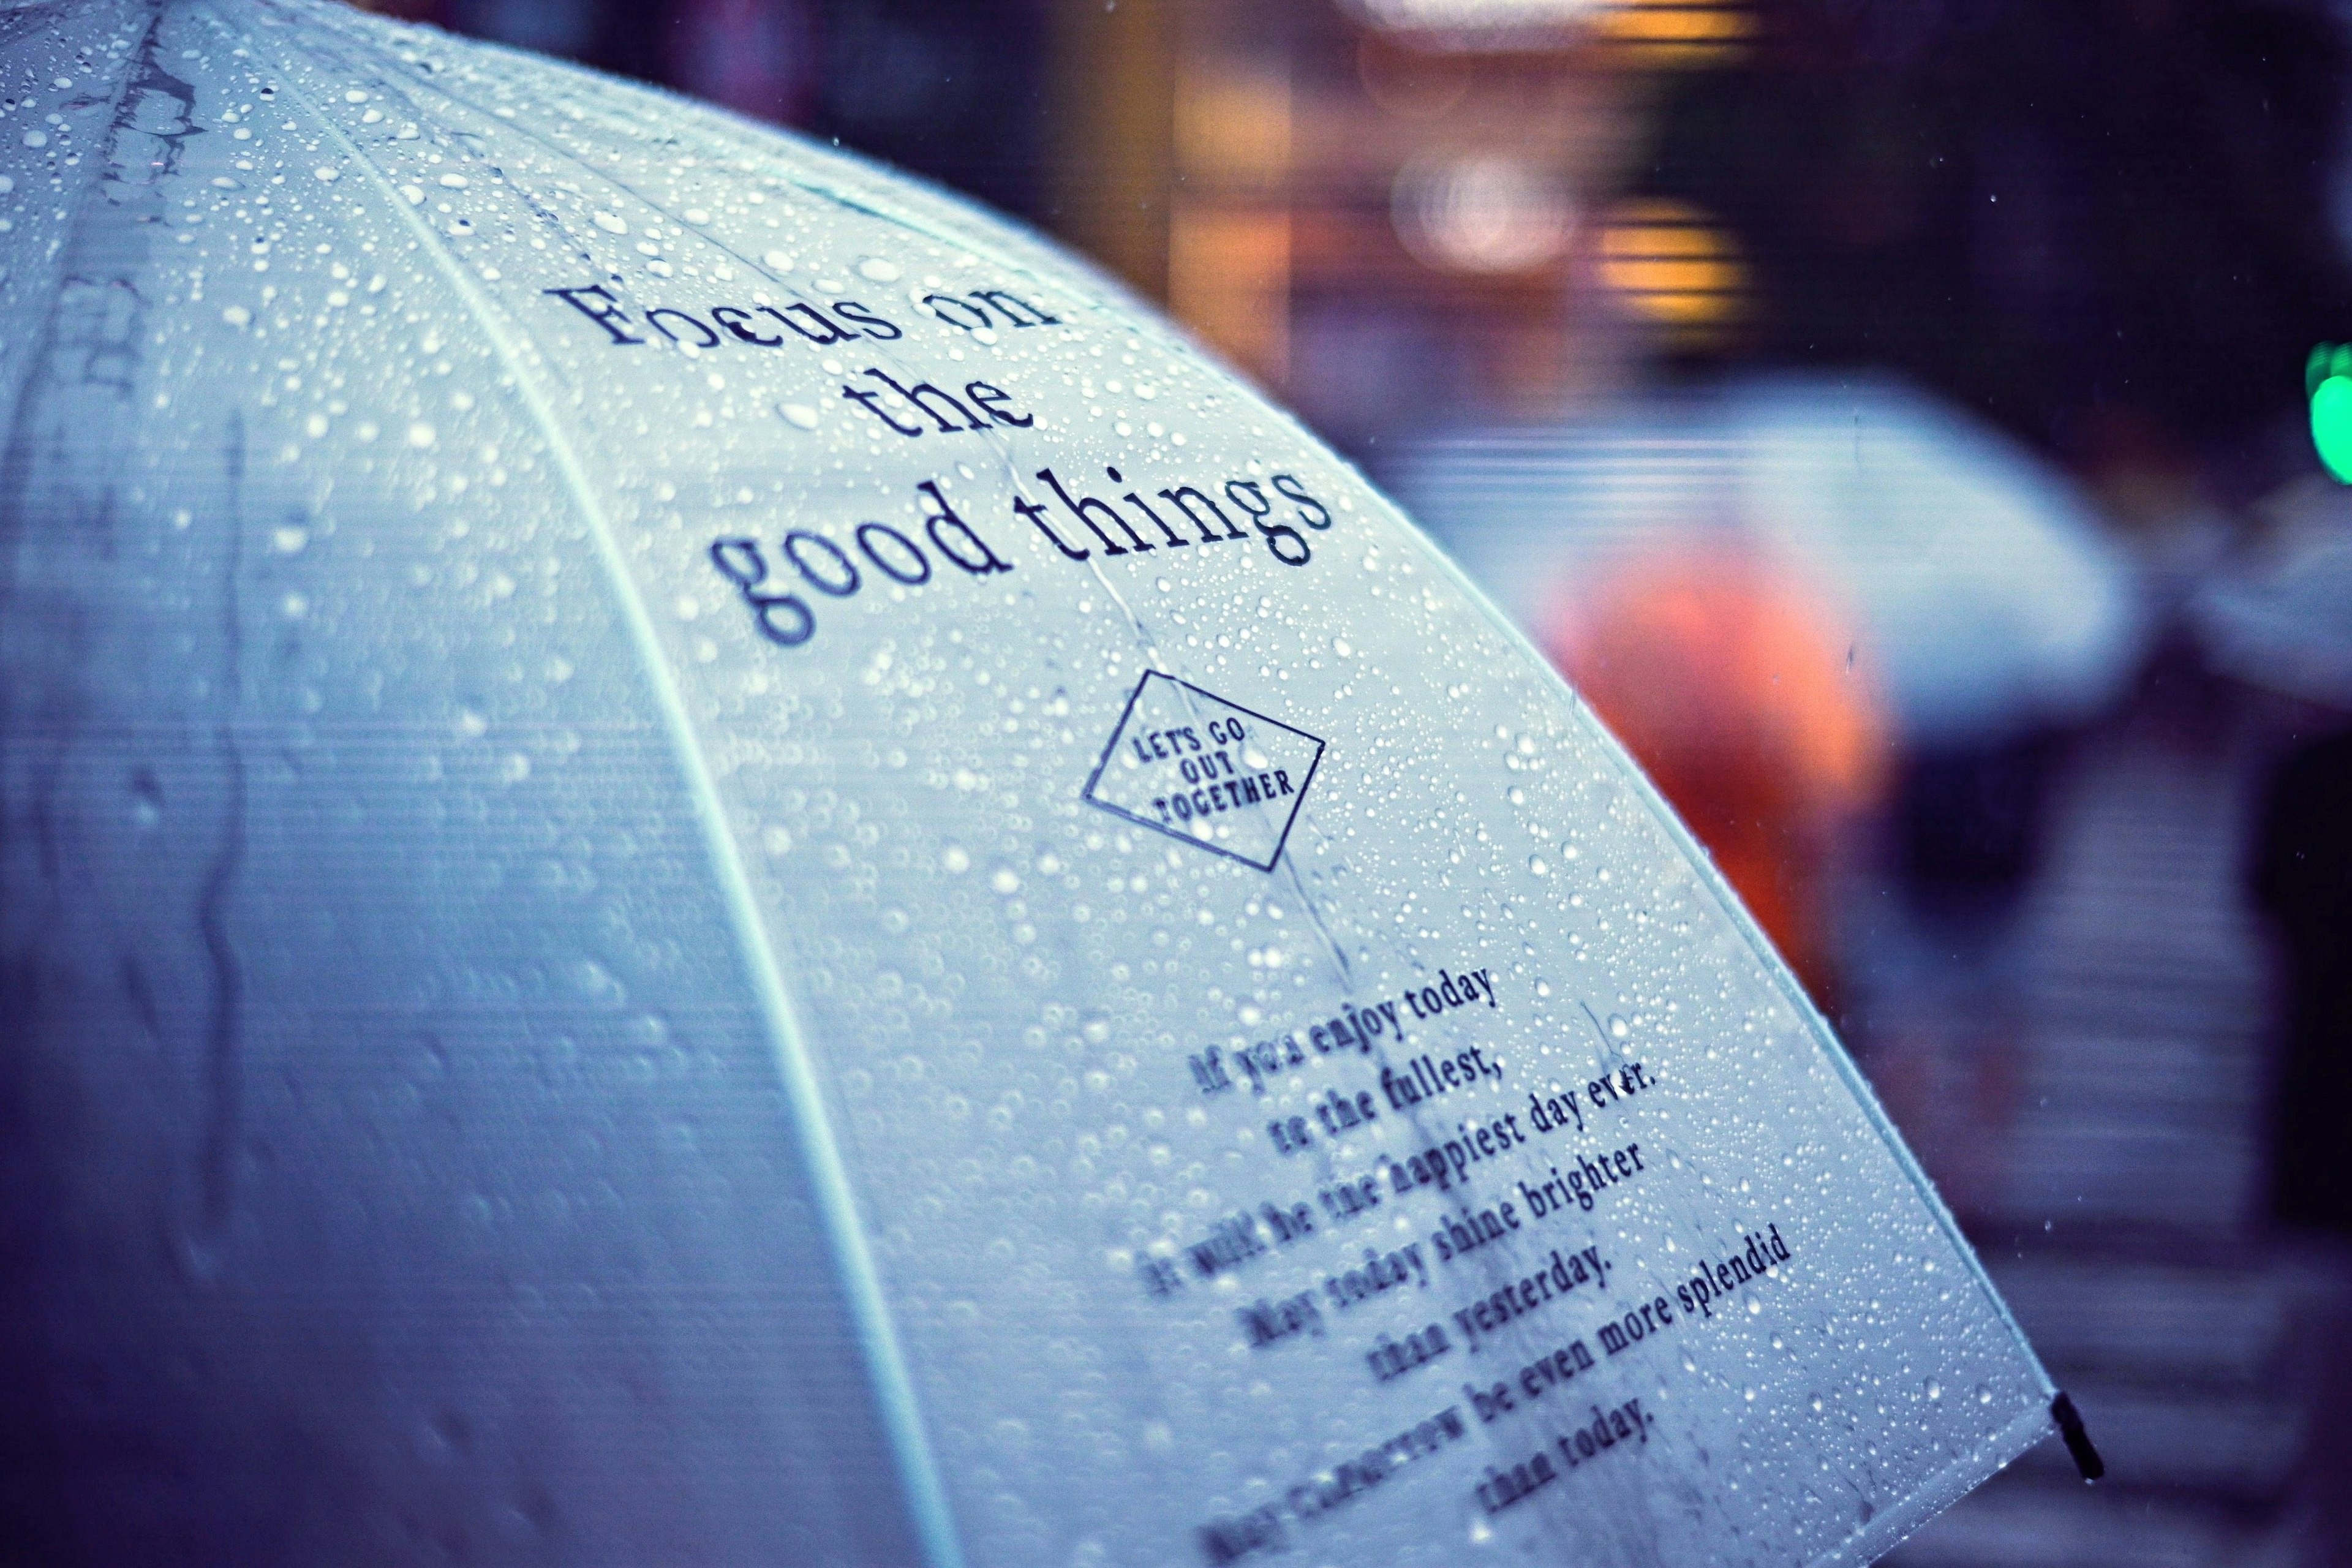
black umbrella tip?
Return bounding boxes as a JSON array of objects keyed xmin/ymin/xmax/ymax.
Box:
[{"xmin": 2050, "ymin": 1392, "xmax": 2105, "ymax": 1483}]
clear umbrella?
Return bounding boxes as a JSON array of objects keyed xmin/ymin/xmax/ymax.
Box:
[{"xmin": 0, "ymin": 4, "xmax": 2071, "ymax": 1564}]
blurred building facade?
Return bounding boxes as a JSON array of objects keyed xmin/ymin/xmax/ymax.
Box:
[{"xmin": 361, "ymin": 0, "xmax": 1760, "ymax": 448}]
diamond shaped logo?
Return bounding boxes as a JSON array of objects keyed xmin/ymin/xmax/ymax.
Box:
[{"xmin": 1082, "ymin": 673, "xmax": 1325, "ymax": 871}]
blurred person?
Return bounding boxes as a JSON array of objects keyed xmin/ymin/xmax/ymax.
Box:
[
  {"xmin": 1547, "ymin": 533, "xmax": 1886, "ymax": 1009},
  {"xmin": 2203, "ymin": 480, "xmax": 2352, "ymax": 1235},
  {"xmin": 2252, "ymin": 722, "xmax": 2352, "ymax": 1234},
  {"xmin": 2218, "ymin": 521, "xmax": 2352, "ymax": 1564}
]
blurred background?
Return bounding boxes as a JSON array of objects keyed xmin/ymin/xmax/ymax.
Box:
[{"xmin": 360, "ymin": 0, "xmax": 2352, "ymax": 1560}]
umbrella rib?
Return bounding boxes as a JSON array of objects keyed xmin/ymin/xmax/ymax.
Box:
[{"xmin": 200, "ymin": 7, "xmax": 971, "ymax": 1565}]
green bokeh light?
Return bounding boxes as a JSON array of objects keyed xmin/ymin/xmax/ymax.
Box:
[
  {"xmin": 2316, "ymin": 376, "xmax": 2352, "ymax": 483},
  {"xmin": 2310, "ymin": 344, "xmax": 2352, "ymax": 483}
]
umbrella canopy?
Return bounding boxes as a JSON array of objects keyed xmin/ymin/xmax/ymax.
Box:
[{"xmin": 0, "ymin": 5, "xmax": 2060, "ymax": 1565}]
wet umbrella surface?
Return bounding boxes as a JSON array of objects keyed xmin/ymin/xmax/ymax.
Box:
[{"xmin": 0, "ymin": 4, "xmax": 2071, "ymax": 1564}]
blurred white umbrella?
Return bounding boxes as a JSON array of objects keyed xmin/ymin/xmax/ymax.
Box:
[
  {"xmin": 2194, "ymin": 480, "xmax": 2352, "ymax": 707},
  {"xmin": 1403, "ymin": 374, "xmax": 2148, "ymax": 747}
]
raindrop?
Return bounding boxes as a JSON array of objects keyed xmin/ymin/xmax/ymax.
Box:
[
  {"xmin": 777, "ymin": 402, "xmax": 819, "ymax": 429},
  {"xmin": 858, "ymin": 257, "xmax": 901, "ymax": 282},
  {"xmin": 594, "ymin": 211, "xmax": 627, "ymax": 233}
]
